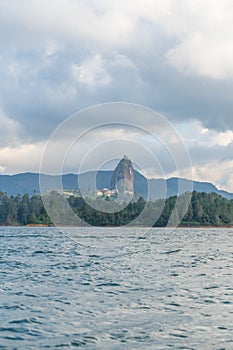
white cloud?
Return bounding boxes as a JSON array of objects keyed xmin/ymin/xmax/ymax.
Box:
[
  {"xmin": 166, "ymin": 33, "xmax": 233, "ymax": 79},
  {"xmin": 0, "ymin": 142, "xmax": 44, "ymax": 174},
  {"xmin": 165, "ymin": 0, "xmax": 233, "ymax": 79},
  {"xmin": 1, "ymin": 0, "xmax": 233, "ymax": 191},
  {"xmin": 192, "ymin": 159, "xmax": 233, "ymax": 192},
  {"xmin": 72, "ymin": 55, "xmax": 111, "ymax": 87},
  {"xmin": 178, "ymin": 120, "xmax": 233, "ymax": 148},
  {"xmin": 0, "ymin": 109, "xmax": 21, "ymax": 146}
]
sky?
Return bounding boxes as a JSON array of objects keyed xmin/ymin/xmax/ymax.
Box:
[{"xmin": 1, "ymin": 0, "xmax": 233, "ymax": 191}]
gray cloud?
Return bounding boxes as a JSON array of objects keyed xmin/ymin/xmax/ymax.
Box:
[
  {"xmin": 0, "ymin": 0, "xmax": 232, "ymax": 139},
  {"xmin": 0, "ymin": 0, "xmax": 233, "ymax": 190}
]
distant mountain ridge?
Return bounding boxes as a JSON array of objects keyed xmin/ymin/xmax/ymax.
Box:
[{"xmin": 0, "ymin": 170, "xmax": 232, "ymax": 200}]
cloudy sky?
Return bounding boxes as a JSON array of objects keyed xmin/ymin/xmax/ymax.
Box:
[{"xmin": 1, "ymin": 0, "xmax": 233, "ymax": 191}]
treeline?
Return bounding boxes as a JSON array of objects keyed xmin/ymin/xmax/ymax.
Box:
[
  {"xmin": 1, "ymin": 191, "xmax": 233, "ymax": 226},
  {"xmin": 0, "ymin": 192, "xmax": 49, "ymax": 225}
]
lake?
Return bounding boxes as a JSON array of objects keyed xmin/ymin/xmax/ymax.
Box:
[{"xmin": 1, "ymin": 227, "xmax": 233, "ymax": 349}]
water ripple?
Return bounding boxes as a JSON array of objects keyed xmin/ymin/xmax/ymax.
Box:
[{"xmin": 1, "ymin": 227, "xmax": 233, "ymax": 349}]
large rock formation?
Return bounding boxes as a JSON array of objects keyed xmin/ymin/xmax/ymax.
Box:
[{"xmin": 110, "ymin": 155, "xmax": 134, "ymax": 194}]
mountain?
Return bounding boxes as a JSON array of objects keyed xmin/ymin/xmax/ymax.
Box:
[
  {"xmin": 0, "ymin": 170, "xmax": 233, "ymax": 200},
  {"xmin": 110, "ymin": 155, "xmax": 134, "ymax": 193}
]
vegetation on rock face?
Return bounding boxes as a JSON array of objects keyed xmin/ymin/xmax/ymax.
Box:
[
  {"xmin": 110, "ymin": 155, "xmax": 134, "ymax": 194},
  {"xmin": 0, "ymin": 190, "xmax": 233, "ymax": 226}
]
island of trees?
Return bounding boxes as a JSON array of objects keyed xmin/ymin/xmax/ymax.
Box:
[{"xmin": 1, "ymin": 190, "xmax": 233, "ymax": 227}]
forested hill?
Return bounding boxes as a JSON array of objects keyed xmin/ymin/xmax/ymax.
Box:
[
  {"xmin": 0, "ymin": 171, "xmax": 233, "ymax": 200},
  {"xmin": 1, "ymin": 191, "xmax": 233, "ymax": 227}
]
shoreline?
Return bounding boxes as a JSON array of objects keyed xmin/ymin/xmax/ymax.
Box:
[{"xmin": 0, "ymin": 223, "xmax": 233, "ymax": 228}]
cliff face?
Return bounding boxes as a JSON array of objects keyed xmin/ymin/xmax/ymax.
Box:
[{"xmin": 110, "ymin": 155, "xmax": 134, "ymax": 193}]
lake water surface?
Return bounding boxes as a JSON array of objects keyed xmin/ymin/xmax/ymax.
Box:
[{"xmin": 1, "ymin": 227, "xmax": 233, "ymax": 349}]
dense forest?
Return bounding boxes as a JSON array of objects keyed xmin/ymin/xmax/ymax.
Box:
[{"xmin": 1, "ymin": 190, "xmax": 233, "ymax": 227}]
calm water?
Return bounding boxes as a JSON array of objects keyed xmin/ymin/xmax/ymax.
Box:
[{"xmin": 1, "ymin": 227, "xmax": 233, "ymax": 349}]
